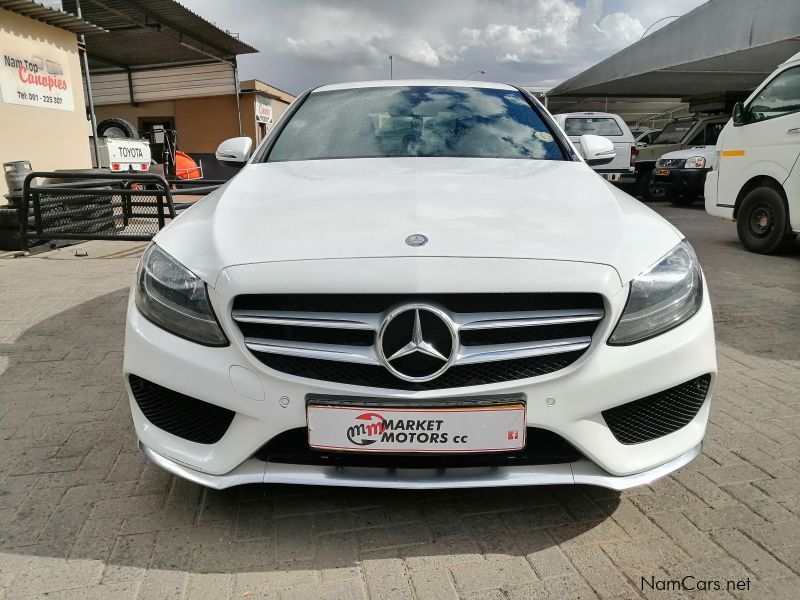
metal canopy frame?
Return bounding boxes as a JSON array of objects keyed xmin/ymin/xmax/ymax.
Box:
[
  {"xmin": 62, "ymin": 0, "xmax": 257, "ymax": 73},
  {"xmin": 550, "ymin": 0, "xmax": 800, "ymax": 101},
  {"xmin": 0, "ymin": 0, "xmax": 105, "ymax": 34}
]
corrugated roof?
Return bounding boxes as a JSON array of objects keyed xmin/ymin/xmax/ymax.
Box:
[
  {"xmin": 61, "ymin": 0, "xmax": 258, "ymax": 71},
  {"xmin": 0, "ymin": 0, "xmax": 106, "ymax": 34}
]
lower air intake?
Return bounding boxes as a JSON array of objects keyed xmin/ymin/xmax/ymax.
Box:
[
  {"xmin": 602, "ymin": 375, "xmax": 712, "ymax": 445},
  {"xmin": 256, "ymin": 427, "xmax": 582, "ymax": 467},
  {"xmin": 128, "ymin": 375, "xmax": 235, "ymax": 444}
]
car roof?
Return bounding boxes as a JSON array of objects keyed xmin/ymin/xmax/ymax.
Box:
[{"xmin": 313, "ymin": 80, "xmax": 518, "ymax": 93}]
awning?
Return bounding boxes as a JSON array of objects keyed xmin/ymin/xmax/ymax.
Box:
[
  {"xmin": 550, "ymin": 0, "xmax": 800, "ymax": 99},
  {"xmin": 61, "ymin": 0, "xmax": 258, "ymax": 72},
  {"xmin": 0, "ymin": 0, "xmax": 105, "ymax": 35}
]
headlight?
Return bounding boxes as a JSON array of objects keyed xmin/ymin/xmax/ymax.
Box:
[
  {"xmin": 608, "ymin": 240, "xmax": 703, "ymax": 345},
  {"xmin": 135, "ymin": 244, "xmax": 228, "ymax": 346},
  {"xmin": 684, "ymin": 156, "xmax": 706, "ymax": 169}
]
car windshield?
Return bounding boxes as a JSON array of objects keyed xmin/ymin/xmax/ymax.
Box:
[
  {"xmin": 653, "ymin": 121, "xmax": 696, "ymax": 144},
  {"xmin": 266, "ymin": 86, "xmax": 566, "ymax": 162},
  {"xmin": 563, "ymin": 117, "xmax": 623, "ymax": 136}
]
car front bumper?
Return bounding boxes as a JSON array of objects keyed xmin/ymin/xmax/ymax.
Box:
[
  {"xmin": 653, "ymin": 167, "xmax": 710, "ymax": 195},
  {"xmin": 123, "ymin": 257, "xmax": 717, "ymax": 489},
  {"xmin": 138, "ymin": 438, "xmax": 702, "ymax": 491}
]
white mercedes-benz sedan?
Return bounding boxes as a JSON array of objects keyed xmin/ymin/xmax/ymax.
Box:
[{"xmin": 124, "ymin": 80, "xmax": 716, "ymax": 490}]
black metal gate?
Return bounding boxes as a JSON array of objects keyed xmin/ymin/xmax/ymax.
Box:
[{"xmin": 19, "ymin": 171, "xmax": 222, "ymax": 251}]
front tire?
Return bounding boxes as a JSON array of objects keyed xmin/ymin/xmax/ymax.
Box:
[
  {"xmin": 635, "ymin": 168, "xmax": 664, "ymax": 201},
  {"xmin": 736, "ymin": 186, "xmax": 795, "ymax": 254}
]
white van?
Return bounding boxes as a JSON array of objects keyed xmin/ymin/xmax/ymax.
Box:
[
  {"xmin": 705, "ymin": 51, "xmax": 800, "ymax": 254},
  {"xmin": 554, "ymin": 112, "xmax": 635, "ymax": 181}
]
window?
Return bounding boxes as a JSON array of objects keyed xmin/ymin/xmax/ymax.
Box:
[
  {"xmin": 748, "ymin": 67, "xmax": 800, "ymax": 122},
  {"xmin": 642, "ymin": 132, "xmax": 660, "ymax": 145},
  {"xmin": 563, "ymin": 117, "xmax": 623, "ymax": 136},
  {"xmin": 266, "ymin": 86, "xmax": 566, "ymax": 162},
  {"xmin": 688, "ymin": 122, "xmax": 725, "ymax": 147},
  {"xmin": 653, "ymin": 121, "xmax": 696, "ymax": 144}
]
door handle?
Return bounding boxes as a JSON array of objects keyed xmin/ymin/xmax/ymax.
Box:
[{"xmin": 787, "ymin": 128, "xmax": 800, "ymax": 135}]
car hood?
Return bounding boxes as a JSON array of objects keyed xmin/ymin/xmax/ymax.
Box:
[
  {"xmin": 156, "ymin": 157, "xmax": 682, "ymax": 285},
  {"xmin": 659, "ymin": 146, "xmax": 717, "ymax": 161}
]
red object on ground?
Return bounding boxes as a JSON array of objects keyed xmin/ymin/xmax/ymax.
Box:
[{"xmin": 175, "ymin": 151, "xmax": 202, "ymax": 179}]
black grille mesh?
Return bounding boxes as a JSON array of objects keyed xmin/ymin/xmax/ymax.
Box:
[
  {"xmin": 234, "ymin": 293, "xmax": 604, "ymax": 313},
  {"xmin": 255, "ymin": 351, "xmax": 585, "ymax": 391},
  {"xmin": 129, "ymin": 375, "xmax": 235, "ymax": 444},
  {"xmin": 256, "ymin": 427, "xmax": 582, "ymax": 467},
  {"xmin": 602, "ymin": 375, "xmax": 711, "ymax": 445}
]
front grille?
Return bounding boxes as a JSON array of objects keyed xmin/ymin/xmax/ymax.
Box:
[
  {"xmin": 656, "ymin": 158, "xmax": 686, "ymax": 168},
  {"xmin": 256, "ymin": 427, "xmax": 582, "ymax": 467},
  {"xmin": 257, "ymin": 351, "xmax": 585, "ymax": 391},
  {"xmin": 128, "ymin": 375, "xmax": 235, "ymax": 444},
  {"xmin": 232, "ymin": 293, "xmax": 604, "ymax": 390},
  {"xmin": 602, "ymin": 375, "xmax": 711, "ymax": 445}
]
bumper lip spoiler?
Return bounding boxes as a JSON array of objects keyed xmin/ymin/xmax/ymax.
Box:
[{"xmin": 137, "ymin": 440, "xmax": 701, "ymax": 491}]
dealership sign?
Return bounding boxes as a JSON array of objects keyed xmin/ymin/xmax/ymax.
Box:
[
  {"xmin": 0, "ymin": 36, "xmax": 75, "ymax": 111},
  {"xmin": 255, "ymin": 96, "xmax": 272, "ymax": 123}
]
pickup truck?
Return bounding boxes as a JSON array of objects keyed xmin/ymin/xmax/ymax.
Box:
[
  {"xmin": 651, "ymin": 145, "xmax": 717, "ymax": 205},
  {"xmin": 634, "ymin": 115, "xmax": 728, "ymax": 200},
  {"xmin": 553, "ymin": 112, "xmax": 635, "ymax": 182}
]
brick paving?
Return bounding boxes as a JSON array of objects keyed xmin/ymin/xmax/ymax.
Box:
[{"xmin": 0, "ymin": 205, "xmax": 798, "ymax": 599}]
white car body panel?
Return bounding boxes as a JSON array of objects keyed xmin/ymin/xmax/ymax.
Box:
[
  {"xmin": 125, "ymin": 79, "xmax": 716, "ymax": 490},
  {"xmin": 706, "ymin": 51, "xmax": 800, "ymax": 231},
  {"xmin": 157, "ymin": 158, "xmax": 680, "ymax": 286}
]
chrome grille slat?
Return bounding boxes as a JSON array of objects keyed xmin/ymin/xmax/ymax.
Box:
[
  {"xmin": 233, "ymin": 294, "xmax": 604, "ymax": 388},
  {"xmin": 455, "ymin": 309, "xmax": 603, "ymax": 330},
  {"xmin": 232, "ymin": 309, "xmax": 379, "ymax": 330},
  {"xmin": 455, "ymin": 337, "xmax": 592, "ymax": 365},
  {"xmin": 244, "ymin": 337, "xmax": 380, "ymax": 365}
]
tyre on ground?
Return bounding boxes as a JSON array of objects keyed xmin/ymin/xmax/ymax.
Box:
[
  {"xmin": 634, "ymin": 168, "xmax": 664, "ymax": 201},
  {"xmin": 736, "ymin": 185, "xmax": 796, "ymax": 254}
]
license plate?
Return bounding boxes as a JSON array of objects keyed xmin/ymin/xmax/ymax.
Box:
[
  {"xmin": 655, "ymin": 168, "xmax": 670, "ymax": 176},
  {"xmin": 307, "ymin": 404, "xmax": 526, "ymax": 453}
]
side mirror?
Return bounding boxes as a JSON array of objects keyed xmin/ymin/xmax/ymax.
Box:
[
  {"xmin": 215, "ymin": 137, "xmax": 253, "ymax": 167},
  {"xmin": 579, "ymin": 134, "xmax": 616, "ymax": 166},
  {"xmin": 636, "ymin": 141, "xmax": 648, "ymax": 148},
  {"xmin": 732, "ymin": 102, "xmax": 747, "ymax": 127}
]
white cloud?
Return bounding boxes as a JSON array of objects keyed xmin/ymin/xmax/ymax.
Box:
[{"xmin": 180, "ymin": 0, "xmax": 705, "ymax": 93}]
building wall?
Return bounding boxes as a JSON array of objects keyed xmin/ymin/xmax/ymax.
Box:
[
  {"xmin": 94, "ymin": 100, "xmax": 176, "ymax": 127},
  {"xmin": 89, "ymin": 87, "xmax": 293, "ymax": 157},
  {"xmin": 89, "ymin": 63, "xmax": 237, "ymax": 105},
  {"xmin": 174, "ymin": 95, "xmax": 241, "ymax": 154},
  {"xmin": 0, "ymin": 8, "xmax": 91, "ymax": 198}
]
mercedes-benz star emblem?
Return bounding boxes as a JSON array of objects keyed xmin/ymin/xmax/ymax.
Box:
[
  {"xmin": 377, "ymin": 304, "xmax": 457, "ymax": 382},
  {"xmin": 405, "ymin": 234, "xmax": 428, "ymax": 247}
]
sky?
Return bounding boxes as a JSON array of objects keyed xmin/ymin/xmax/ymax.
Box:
[{"xmin": 180, "ymin": 0, "xmax": 707, "ymax": 96}]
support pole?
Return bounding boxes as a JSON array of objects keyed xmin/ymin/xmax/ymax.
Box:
[
  {"xmin": 233, "ymin": 62, "xmax": 242, "ymax": 137},
  {"xmin": 75, "ymin": 0, "xmax": 100, "ymax": 167}
]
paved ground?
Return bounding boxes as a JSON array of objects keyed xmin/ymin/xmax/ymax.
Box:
[{"xmin": 0, "ymin": 205, "xmax": 798, "ymax": 600}]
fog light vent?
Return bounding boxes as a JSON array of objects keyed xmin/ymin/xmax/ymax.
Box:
[
  {"xmin": 129, "ymin": 375, "xmax": 235, "ymax": 444},
  {"xmin": 602, "ymin": 375, "xmax": 711, "ymax": 445}
]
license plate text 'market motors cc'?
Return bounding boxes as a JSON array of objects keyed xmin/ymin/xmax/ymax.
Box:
[{"xmin": 307, "ymin": 404, "xmax": 527, "ymax": 453}]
